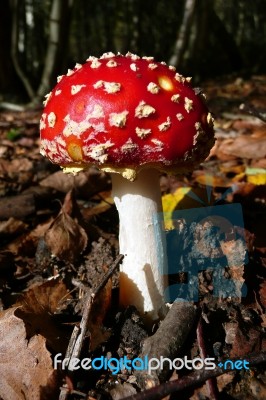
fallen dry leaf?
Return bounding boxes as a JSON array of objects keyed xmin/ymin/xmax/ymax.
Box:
[
  {"xmin": 217, "ymin": 373, "xmax": 235, "ymax": 393},
  {"xmin": 4, "ymin": 218, "xmax": 52, "ymax": 257},
  {"xmin": 0, "ymin": 217, "xmax": 27, "ymax": 238},
  {"xmin": 40, "ymin": 167, "xmax": 110, "ymax": 197},
  {"xmin": 0, "ymin": 157, "xmax": 34, "ymax": 190},
  {"xmin": 0, "ymin": 193, "xmax": 35, "ymax": 220},
  {"xmin": 44, "ymin": 192, "xmax": 88, "ymax": 263},
  {"xmin": 230, "ymin": 322, "xmax": 261, "ymax": 358},
  {"xmin": 218, "ymin": 136, "xmax": 266, "ymax": 159},
  {"xmin": 231, "ymin": 119, "xmax": 266, "ymax": 134},
  {"xmin": 0, "ymin": 157, "xmax": 33, "ymax": 175},
  {"xmin": 16, "ymin": 278, "xmax": 72, "ymax": 352},
  {"xmin": 17, "ymin": 278, "xmax": 71, "ymax": 314},
  {"xmin": 249, "ymin": 377, "xmax": 266, "ymax": 400},
  {"xmin": 0, "ymin": 307, "xmax": 58, "ymax": 400}
]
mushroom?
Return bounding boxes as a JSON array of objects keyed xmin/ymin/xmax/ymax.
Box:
[{"xmin": 40, "ymin": 52, "xmax": 215, "ymax": 322}]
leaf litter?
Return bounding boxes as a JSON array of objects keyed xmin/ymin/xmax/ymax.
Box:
[{"xmin": 0, "ymin": 75, "xmax": 265, "ymax": 399}]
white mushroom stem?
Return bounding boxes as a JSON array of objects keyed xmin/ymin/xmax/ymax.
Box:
[{"xmin": 111, "ymin": 169, "xmax": 168, "ymax": 322}]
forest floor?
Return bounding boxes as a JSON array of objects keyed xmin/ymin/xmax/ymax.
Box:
[{"xmin": 0, "ymin": 74, "xmax": 265, "ymax": 400}]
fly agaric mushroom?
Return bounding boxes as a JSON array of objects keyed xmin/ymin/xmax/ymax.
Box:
[{"xmin": 40, "ymin": 52, "xmax": 215, "ymax": 322}]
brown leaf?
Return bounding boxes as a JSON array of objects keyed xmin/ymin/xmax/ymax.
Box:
[
  {"xmin": 0, "ymin": 158, "xmax": 34, "ymax": 190},
  {"xmin": 0, "ymin": 307, "xmax": 58, "ymax": 400},
  {"xmin": 61, "ymin": 190, "xmax": 83, "ymax": 218},
  {"xmin": 45, "ymin": 212, "xmax": 87, "ymax": 262},
  {"xmin": 40, "ymin": 167, "xmax": 110, "ymax": 196},
  {"xmin": 17, "ymin": 277, "xmax": 71, "ymax": 315},
  {"xmin": 249, "ymin": 377, "xmax": 266, "ymax": 400},
  {"xmin": 230, "ymin": 323, "xmax": 261, "ymax": 358},
  {"xmin": 231, "ymin": 119, "xmax": 266, "ymax": 134},
  {"xmin": 0, "ymin": 193, "xmax": 35, "ymax": 220},
  {"xmin": 217, "ymin": 373, "xmax": 235, "ymax": 393},
  {"xmin": 0, "ymin": 157, "xmax": 33, "ymax": 175},
  {"xmin": 5, "ymin": 218, "xmax": 52, "ymax": 257},
  {"xmin": 0, "ymin": 218, "xmax": 27, "ymax": 238},
  {"xmin": 16, "ymin": 278, "xmax": 72, "ymax": 352},
  {"xmin": 218, "ymin": 136, "xmax": 266, "ymax": 159},
  {"xmin": 210, "ymin": 137, "xmax": 237, "ymax": 161}
]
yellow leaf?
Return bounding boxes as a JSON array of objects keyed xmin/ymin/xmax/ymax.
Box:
[
  {"xmin": 162, "ymin": 187, "xmax": 190, "ymax": 229},
  {"xmin": 245, "ymin": 167, "xmax": 266, "ymax": 185}
]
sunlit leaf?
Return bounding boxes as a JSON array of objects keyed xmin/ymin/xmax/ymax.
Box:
[
  {"xmin": 162, "ymin": 187, "xmax": 190, "ymax": 229},
  {"xmin": 246, "ymin": 167, "xmax": 266, "ymax": 185}
]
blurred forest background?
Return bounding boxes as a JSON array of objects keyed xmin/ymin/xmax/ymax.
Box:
[{"xmin": 0, "ymin": 0, "xmax": 266, "ymax": 105}]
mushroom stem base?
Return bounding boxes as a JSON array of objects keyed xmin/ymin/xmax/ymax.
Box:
[{"xmin": 112, "ymin": 169, "xmax": 168, "ymax": 322}]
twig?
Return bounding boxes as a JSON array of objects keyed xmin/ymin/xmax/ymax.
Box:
[
  {"xmin": 68, "ymin": 254, "xmax": 124, "ymax": 366},
  {"xmin": 122, "ymin": 351, "xmax": 266, "ymax": 400},
  {"xmin": 58, "ymin": 254, "xmax": 124, "ymax": 400},
  {"xmin": 93, "ymin": 254, "xmax": 124, "ymax": 294},
  {"xmin": 72, "ymin": 278, "xmax": 91, "ymax": 292},
  {"xmin": 239, "ymin": 103, "xmax": 266, "ymax": 123},
  {"xmin": 0, "ymin": 102, "xmax": 25, "ymax": 112},
  {"xmin": 196, "ymin": 317, "xmax": 219, "ymax": 400},
  {"xmin": 64, "ymin": 325, "xmax": 80, "ymax": 361}
]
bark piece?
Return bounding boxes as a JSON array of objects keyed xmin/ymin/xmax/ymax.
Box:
[{"xmin": 137, "ymin": 302, "xmax": 197, "ymax": 387}]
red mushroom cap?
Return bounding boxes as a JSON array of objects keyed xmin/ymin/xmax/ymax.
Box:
[{"xmin": 40, "ymin": 52, "xmax": 215, "ymax": 180}]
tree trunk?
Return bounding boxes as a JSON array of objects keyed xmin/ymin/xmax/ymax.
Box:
[
  {"xmin": 36, "ymin": 0, "xmax": 73, "ymax": 102},
  {"xmin": 10, "ymin": 0, "xmax": 35, "ymax": 100},
  {"xmin": 168, "ymin": 0, "xmax": 197, "ymax": 68}
]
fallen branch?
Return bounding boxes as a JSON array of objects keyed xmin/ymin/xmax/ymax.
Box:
[
  {"xmin": 123, "ymin": 351, "xmax": 266, "ymax": 400},
  {"xmin": 136, "ymin": 301, "xmax": 198, "ymax": 388},
  {"xmin": 239, "ymin": 103, "xmax": 266, "ymax": 123},
  {"xmin": 0, "ymin": 102, "xmax": 25, "ymax": 112},
  {"xmin": 196, "ymin": 317, "xmax": 219, "ymax": 400}
]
